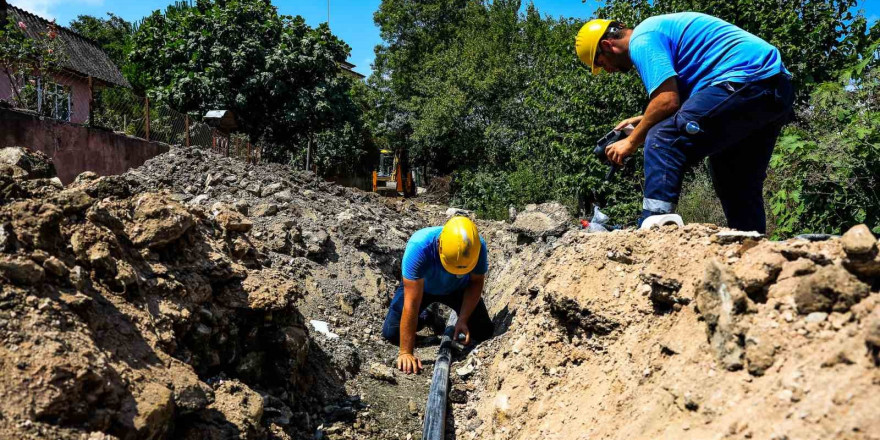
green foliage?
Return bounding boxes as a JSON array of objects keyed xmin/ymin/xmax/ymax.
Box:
[
  {"xmin": 0, "ymin": 17, "xmax": 66, "ymax": 114},
  {"xmin": 127, "ymin": 0, "xmax": 371, "ymax": 174},
  {"xmin": 767, "ymin": 66, "xmax": 880, "ymax": 238},
  {"xmin": 69, "ymin": 13, "xmax": 133, "ymax": 68},
  {"xmin": 371, "ymin": 0, "xmax": 879, "ymax": 230}
]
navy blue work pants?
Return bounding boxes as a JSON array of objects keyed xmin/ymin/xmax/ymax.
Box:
[
  {"xmin": 381, "ymin": 284, "xmax": 494, "ymax": 345},
  {"xmin": 641, "ymin": 74, "xmax": 795, "ymax": 233}
]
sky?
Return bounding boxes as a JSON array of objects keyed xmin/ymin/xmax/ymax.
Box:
[{"xmin": 8, "ymin": 0, "xmax": 880, "ymax": 77}]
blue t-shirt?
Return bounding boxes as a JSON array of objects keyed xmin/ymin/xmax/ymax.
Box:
[
  {"xmin": 629, "ymin": 12, "xmax": 790, "ymax": 99},
  {"xmin": 401, "ymin": 226, "xmax": 489, "ymax": 295}
]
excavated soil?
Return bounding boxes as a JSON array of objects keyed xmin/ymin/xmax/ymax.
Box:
[{"xmin": 0, "ymin": 146, "xmax": 878, "ymax": 440}]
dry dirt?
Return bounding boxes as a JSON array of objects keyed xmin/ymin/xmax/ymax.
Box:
[{"xmin": 0, "ymin": 146, "xmax": 878, "ymax": 440}]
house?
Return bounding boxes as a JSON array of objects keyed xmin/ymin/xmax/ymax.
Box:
[
  {"xmin": 340, "ymin": 60, "xmax": 366, "ymax": 80},
  {"xmin": 0, "ymin": 0, "xmax": 130, "ymax": 124}
]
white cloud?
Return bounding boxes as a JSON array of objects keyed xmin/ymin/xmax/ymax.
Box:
[{"xmin": 9, "ymin": 0, "xmax": 104, "ymax": 21}]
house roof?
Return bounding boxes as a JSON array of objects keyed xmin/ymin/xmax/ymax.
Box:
[
  {"xmin": 340, "ymin": 60, "xmax": 366, "ymax": 80},
  {"xmin": 5, "ymin": 5, "xmax": 131, "ymax": 88}
]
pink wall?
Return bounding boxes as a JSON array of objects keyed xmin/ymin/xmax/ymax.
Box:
[
  {"xmin": 0, "ymin": 71, "xmax": 91, "ymax": 123},
  {"xmin": 52, "ymin": 73, "xmax": 90, "ymax": 124},
  {"xmin": 0, "ymin": 73, "xmax": 11, "ymax": 101},
  {"xmin": 0, "ymin": 108, "xmax": 168, "ymax": 184}
]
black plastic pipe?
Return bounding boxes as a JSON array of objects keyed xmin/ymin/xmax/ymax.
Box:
[{"xmin": 422, "ymin": 311, "xmax": 457, "ymax": 440}]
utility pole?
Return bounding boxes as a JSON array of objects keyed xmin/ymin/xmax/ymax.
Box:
[{"xmin": 327, "ymin": 0, "xmax": 330, "ymax": 28}]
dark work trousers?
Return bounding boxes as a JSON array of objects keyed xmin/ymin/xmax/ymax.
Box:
[
  {"xmin": 381, "ymin": 284, "xmax": 494, "ymax": 345},
  {"xmin": 640, "ymin": 74, "xmax": 795, "ymax": 233}
]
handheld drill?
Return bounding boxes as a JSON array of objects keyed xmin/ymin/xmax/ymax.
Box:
[{"xmin": 593, "ymin": 124, "xmax": 634, "ymax": 182}]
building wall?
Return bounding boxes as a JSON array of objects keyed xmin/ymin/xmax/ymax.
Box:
[
  {"xmin": 0, "ymin": 73, "xmax": 11, "ymax": 101},
  {"xmin": 0, "ymin": 71, "xmax": 91, "ymax": 123},
  {"xmin": 52, "ymin": 73, "xmax": 90, "ymax": 124},
  {"xmin": 0, "ymin": 108, "xmax": 168, "ymax": 184}
]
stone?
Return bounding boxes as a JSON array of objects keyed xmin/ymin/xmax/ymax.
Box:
[
  {"xmin": 794, "ymin": 265, "xmax": 870, "ymax": 314},
  {"xmin": 171, "ymin": 376, "xmax": 213, "ymax": 415},
  {"xmin": 446, "ymin": 207, "xmax": 474, "ymax": 218},
  {"xmin": 745, "ymin": 330, "xmax": 776, "ymax": 376},
  {"xmin": 188, "ymin": 194, "xmax": 209, "ymax": 206},
  {"xmin": 804, "ymin": 312, "xmax": 828, "ymax": 323},
  {"xmin": 368, "ymin": 362, "xmax": 397, "ymax": 384},
  {"xmin": 778, "ymin": 258, "xmax": 817, "ymax": 281},
  {"xmin": 214, "ymin": 206, "xmax": 253, "ymax": 233},
  {"xmin": 205, "ymin": 173, "xmax": 223, "ymax": 187},
  {"xmin": 42, "ymin": 256, "xmax": 69, "ymax": 277},
  {"xmin": 261, "ymin": 182, "xmax": 284, "ymax": 197},
  {"xmin": 131, "ymin": 383, "xmax": 175, "ymax": 439},
  {"xmin": 696, "ymin": 260, "xmax": 751, "ymax": 370},
  {"xmin": 245, "ymin": 182, "xmax": 262, "ymax": 195},
  {"xmin": 712, "ymin": 230, "xmax": 765, "ymax": 244},
  {"xmin": 0, "ymin": 255, "xmax": 45, "ymax": 285},
  {"xmin": 639, "ymin": 270, "xmax": 688, "ymax": 309},
  {"xmin": 408, "ymin": 399, "xmax": 419, "ymax": 415},
  {"xmin": 840, "ymin": 224, "xmax": 877, "ymax": 256},
  {"xmin": 51, "ymin": 189, "xmax": 94, "ymax": 215},
  {"xmin": 274, "ymin": 189, "xmax": 294, "ymax": 202},
  {"xmin": 337, "ymin": 292, "xmax": 362, "ymax": 316},
  {"xmin": 128, "ymin": 194, "xmax": 195, "ymax": 248},
  {"xmin": 510, "ymin": 202, "xmax": 573, "ymax": 239},
  {"xmin": 456, "ymin": 363, "xmax": 475, "ymax": 378},
  {"xmin": 0, "ymin": 147, "xmax": 56, "ymax": 179},
  {"xmin": 732, "ymin": 247, "xmax": 787, "ymax": 294},
  {"xmin": 251, "ymin": 203, "xmax": 279, "ymax": 217}
]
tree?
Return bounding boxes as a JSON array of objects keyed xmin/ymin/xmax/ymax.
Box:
[
  {"xmin": 69, "ymin": 13, "xmax": 133, "ymax": 68},
  {"xmin": 127, "ymin": 0, "xmax": 370, "ymax": 173},
  {"xmin": 369, "ymin": 0, "xmax": 879, "ymax": 229}
]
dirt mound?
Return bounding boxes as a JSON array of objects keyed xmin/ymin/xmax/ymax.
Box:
[
  {"xmin": 0, "ymin": 147, "xmax": 452, "ymax": 440},
  {"xmin": 450, "ymin": 223, "xmax": 880, "ymax": 440},
  {"xmin": 2, "ymin": 146, "xmax": 877, "ymax": 440}
]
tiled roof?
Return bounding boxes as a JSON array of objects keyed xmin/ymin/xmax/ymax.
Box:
[{"xmin": 6, "ymin": 5, "xmax": 130, "ymax": 88}]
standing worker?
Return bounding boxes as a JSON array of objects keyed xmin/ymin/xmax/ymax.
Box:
[
  {"xmin": 575, "ymin": 12, "xmax": 794, "ymax": 233},
  {"xmin": 381, "ymin": 216, "xmax": 494, "ymax": 374}
]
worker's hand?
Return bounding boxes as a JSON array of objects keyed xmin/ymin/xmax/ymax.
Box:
[
  {"xmin": 615, "ymin": 115, "xmax": 643, "ymax": 130},
  {"xmin": 453, "ymin": 320, "xmax": 471, "ymax": 345},
  {"xmin": 397, "ymin": 352, "xmax": 423, "ymax": 374},
  {"xmin": 605, "ymin": 138, "xmax": 637, "ymax": 166}
]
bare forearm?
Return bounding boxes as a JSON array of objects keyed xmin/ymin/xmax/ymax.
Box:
[
  {"xmin": 399, "ymin": 279, "xmax": 424, "ymax": 355},
  {"xmin": 399, "ymin": 303, "xmax": 418, "ymax": 354}
]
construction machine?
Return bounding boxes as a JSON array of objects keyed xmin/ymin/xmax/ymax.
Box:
[{"xmin": 372, "ymin": 149, "xmax": 415, "ymax": 196}]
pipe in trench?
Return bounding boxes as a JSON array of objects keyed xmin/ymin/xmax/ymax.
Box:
[{"xmin": 422, "ymin": 311, "xmax": 457, "ymax": 440}]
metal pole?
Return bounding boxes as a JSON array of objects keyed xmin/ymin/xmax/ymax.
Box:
[
  {"xmin": 422, "ymin": 311, "xmax": 457, "ymax": 440},
  {"xmin": 144, "ymin": 97, "xmax": 150, "ymax": 141},
  {"xmin": 185, "ymin": 114, "xmax": 190, "ymax": 147}
]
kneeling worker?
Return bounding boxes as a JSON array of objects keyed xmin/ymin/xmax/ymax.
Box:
[{"xmin": 382, "ymin": 216, "xmax": 493, "ymax": 374}]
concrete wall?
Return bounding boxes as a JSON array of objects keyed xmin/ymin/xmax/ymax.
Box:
[{"xmin": 0, "ymin": 107, "xmax": 168, "ymax": 184}]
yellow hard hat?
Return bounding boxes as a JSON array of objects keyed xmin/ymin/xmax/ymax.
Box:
[
  {"xmin": 438, "ymin": 216, "xmax": 481, "ymax": 275},
  {"xmin": 575, "ymin": 19, "xmax": 612, "ymax": 75}
]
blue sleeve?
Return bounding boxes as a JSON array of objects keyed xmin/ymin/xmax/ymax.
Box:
[
  {"xmin": 472, "ymin": 236, "xmax": 489, "ymax": 275},
  {"xmin": 402, "ymin": 238, "xmax": 428, "ymax": 280},
  {"xmin": 629, "ymin": 31, "xmax": 677, "ymax": 96}
]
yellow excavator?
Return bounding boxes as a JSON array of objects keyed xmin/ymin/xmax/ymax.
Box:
[{"xmin": 372, "ymin": 149, "xmax": 415, "ymax": 196}]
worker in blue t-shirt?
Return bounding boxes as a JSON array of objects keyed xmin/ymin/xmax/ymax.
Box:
[
  {"xmin": 575, "ymin": 13, "xmax": 795, "ymax": 233},
  {"xmin": 381, "ymin": 216, "xmax": 493, "ymax": 374}
]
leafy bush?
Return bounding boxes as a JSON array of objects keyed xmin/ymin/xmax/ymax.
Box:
[{"xmin": 767, "ymin": 68, "xmax": 880, "ymax": 237}]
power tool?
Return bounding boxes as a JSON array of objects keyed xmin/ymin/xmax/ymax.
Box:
[{"xmin": 593, "ymin": 124, "xmax": 634, "ymax": 181}]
